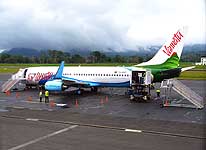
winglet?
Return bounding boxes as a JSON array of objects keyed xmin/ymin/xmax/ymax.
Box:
[{"xmin": 54, "ymin": 61, "xmax": 64, "ymax": 79}]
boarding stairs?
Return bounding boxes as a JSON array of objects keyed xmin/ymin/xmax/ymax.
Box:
[
  {"xmin": 2, "ymin": 79, "xmax": 19, "ymax": 92},
  {"xmin": 1, "ymin": 72, "xmax": 26, "ymax": 92},
  {"xmin": 160, "ymin": 79, "xmax": 204, "ymax": 109}
]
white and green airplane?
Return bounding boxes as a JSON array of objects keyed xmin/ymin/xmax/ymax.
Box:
[
  {"xmin": 42, "ymin": 27, "xmax": 191, "ymax": 91},
  {"xmin": 14, "ymin": 27, "xmax": 190, "ymax": 91}
]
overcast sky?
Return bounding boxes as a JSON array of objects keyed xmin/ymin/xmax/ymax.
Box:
[{"xmin": 0, "ymin": 0, "xmax": 205, "ymax": 51}]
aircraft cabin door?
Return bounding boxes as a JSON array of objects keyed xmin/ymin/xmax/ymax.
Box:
[
  {"xmin": 132, "ymin": 71, "xmax": 139, "ymax": 84},
  {"xmin": 24, "ymin": 69, "xmax": 28, "ymax": 78}
]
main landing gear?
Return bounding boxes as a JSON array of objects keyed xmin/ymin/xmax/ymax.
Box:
[{"xmin": 91, "ymin": 87, "xmax": 98, "ymax": 92}]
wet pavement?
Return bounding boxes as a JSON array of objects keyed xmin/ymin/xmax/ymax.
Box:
[
  {"xmin": 0, "ymin": 75, "xmax": 205, "ymax": 124},
  {"xmin": 0, "ymin": 73, "xmax": 205, "ymax": 150}
]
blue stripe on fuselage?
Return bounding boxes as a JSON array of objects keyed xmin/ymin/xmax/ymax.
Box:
[{"xmin": 62, "ymin": 76, "xmax": 130, "ymax": 87}]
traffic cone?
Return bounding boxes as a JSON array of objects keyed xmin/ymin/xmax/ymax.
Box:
[
  {"xmin": 100, "ymin": 98, "xmax": 104, "ymax": 104},
  {"xmin": 75, "ymin": 99, "xmax": 79, "ymax": 107},
  {"xmin": 165, "ymin": 100, "xmax": 169, "ymax": 106},
  {"xmin": 27, "ymin": 96, "xmax": 32, "ymax": 102},
  {"xmin": 105, "ymin": 96, "xmax": 108, "ymax": 103},
  {"xmin": 6, "ymin": 91, "xmax": 11, "ymax": 96},
  {"xmin": 50, "ymin": 100, "xmax": 55, "ymax": 107},
  {"xmin": 16, "ymin": 92, "xmax": 20, "ymax": 99}
]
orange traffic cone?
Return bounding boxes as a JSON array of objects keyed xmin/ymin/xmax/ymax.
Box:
[
  {"xmin": 100, "ymin": 98, "xmax": 104, "ymax": 104},
  {"xmin": 6, "ymin": 91, "xmax": 11, "ymax": 96},
  {"xmin": 50, "ymin": 100, "xmax": 55, "ymax": 107},
  {"xmin": 165, "ymin": 100, "xmax": 169, "ymax": 106},
  {"xmin": 105, "ymin": 96, "xmax": 108, "ymax": 103},
  {"xmin": 75, "ymin": 99, "xmax": 79, "ymax": 107},
  {"xmin": 27, "ymin": 96, "xmax": 32, "ymax": 102},
  {"xmin": 16, "ymin": 92, "xmax": 20, "ymax": 99}
]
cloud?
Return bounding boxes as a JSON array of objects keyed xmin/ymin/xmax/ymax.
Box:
[{"xmin": 0, "ymin": 0, "xmax": 205, "ymax": 51}]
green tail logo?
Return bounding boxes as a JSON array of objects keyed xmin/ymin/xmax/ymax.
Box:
[{"xmin": 143, "ymin": 52, "xmax": 180, "ymax": 70}]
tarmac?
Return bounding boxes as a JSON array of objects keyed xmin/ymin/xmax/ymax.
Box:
[{"xmin": 0, "ymin": 73, "xmax": 205, "ymax": 150}]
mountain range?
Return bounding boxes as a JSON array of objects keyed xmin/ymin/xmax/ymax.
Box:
[{"xmin": 1, "ymin": 44, "xmax": 205, "ymax": 57}]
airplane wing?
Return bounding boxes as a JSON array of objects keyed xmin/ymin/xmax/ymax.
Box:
[
  {"xmin": 62, "ymin": 76, "xmax": 98, "ymax": 87},
  {"xmin": 62, "ymin": 77, "xmax": 89, "ymax": 86}
]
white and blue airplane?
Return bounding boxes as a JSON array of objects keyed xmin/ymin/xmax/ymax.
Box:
[{"xmin": 44, "ymin": 61, "xmax": 146, "ymax": 92}]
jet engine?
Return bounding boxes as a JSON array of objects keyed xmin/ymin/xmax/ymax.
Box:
[{"xmin": 45, "ymin": 79, "xmax": 64, "ymax": 91}]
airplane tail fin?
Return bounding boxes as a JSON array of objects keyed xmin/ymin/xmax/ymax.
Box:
[
  {"xmin": 53, "ymin": 61, "xmax": 64, "ymax": 79},
  {"xmin": 136, "ymin": 27, "xmax": 188, "ymax": 69}
]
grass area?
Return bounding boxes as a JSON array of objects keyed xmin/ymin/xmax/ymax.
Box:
[
  {"xmin": 0, "ymin": 63, "xmax": 206, "ymax": 80},
  {"xmin": 0, "ymin": 63, "xmax": 60, "ymax": 67},
  {"xmin": 179, "ymin": 62, "xmax": 206, "ymax": 69},
  {"xmin": 178, "ymin": 70, "xmax": 206, "ymax": 80},
  {"xmin": 0, "ymin": 63, "xmax": 136, "ymax": 67},
  {"xmin": 0, "ymin": 63, "xmax": 136, "ymax": 73},
  {"xmin": 0, "ymin": 62, "xmax": 205, "ymax": 68},
  {"xmin": 0, "ymin": 67, "xmax": 19, "ymax": 73}
]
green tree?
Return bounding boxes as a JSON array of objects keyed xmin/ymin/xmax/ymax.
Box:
[
  {"xmin": 113, "ymin": 55, "xmax": 125, "ymax": 63},
  {"xmin": 71, "ymin": 54, "xmax": 85, "ymax": 63},
  {"xmin": 0, "ymin": 53, "xmax": 10, "ymax": 63},
  {"xmin": 89, "ymin": 51, "xmax": 109, "ymax": 63},
  {"xmin": 128, "ymin": 56, "xmax": 143, "ymax": 63}
]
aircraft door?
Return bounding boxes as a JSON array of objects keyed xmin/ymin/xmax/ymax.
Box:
[
  {"xmin": 132, "ymin": 71, "xmax": 139, "ymax": 83},
  {"xmin": 24, "ymin": 69, "xmax": 28, "ymax": 78},
  {"xmin": 132, "ymin": 71, "xmax": 145, "ymax": 84}
]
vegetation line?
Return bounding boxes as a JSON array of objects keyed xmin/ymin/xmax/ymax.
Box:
[{"xmin": 0, "ymin": 63, "xmax": 205, "ymax": 80}]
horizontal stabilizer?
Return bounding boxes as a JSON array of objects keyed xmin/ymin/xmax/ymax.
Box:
[{"xmin": 181, "ymin": 66, "xmax": 195, "ymax": 72}]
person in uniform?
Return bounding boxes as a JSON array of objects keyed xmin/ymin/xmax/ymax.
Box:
[
  {"xmin": 156, "ymin": 89, "xmax": 160, "ymax": 97},
  {"xmin": 39, "ymin": 90, "xmax": 43, "ymax": 102},
  {"xmin": 45, "ymin": 90, "xmax": 49, "ymax": 103}
]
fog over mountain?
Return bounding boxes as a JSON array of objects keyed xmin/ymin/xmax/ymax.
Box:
[
  {"xmin": 2, "ymin": 44, "xmax": 205, "ymax": 58},
  {"xmin": 0, "ymin": 0, "xmax": 205, "ymax": 51}
]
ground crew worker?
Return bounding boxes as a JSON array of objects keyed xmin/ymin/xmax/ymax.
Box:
[
  {"xmin": 156, "ymin": 89, "xmax": 160, "ymax": 97},
  {"xmin": 39, "ymin": 90, "xmax": 43, "ymax": 102},
  {"xmin": 45, "ymin": 90, "xmax": 49, "ymax": 103},
  {"xmin": 151, "ymin": 83, "xmax": 155, "ymax": 89}
]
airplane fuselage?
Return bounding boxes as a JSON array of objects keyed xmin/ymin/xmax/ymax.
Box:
[
  {"xmin": 24, "ymin": 66, "xmax": 181, "ymax": 87},
  {"xmin": 25, "ymin": 66, "xmax": 145, "ymax": 87}
]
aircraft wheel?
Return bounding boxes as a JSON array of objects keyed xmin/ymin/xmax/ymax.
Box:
[
  {"xmin": 77, "ymin": 90, "xmax": 81, "ymax": 95},
  {"xmin": 91, "ymin": 87, "xmax": 98, "ymax": 92},
  {"xmin": 77, "ymin": 89, "xmax": 84, "ymax": 95},
  {"xmin": 93, "ymin": 87, "xmax": 98, "ymax": 92}
]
